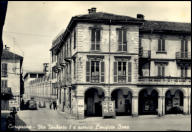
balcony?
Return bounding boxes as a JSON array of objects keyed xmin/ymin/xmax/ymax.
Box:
[
  {"xmin": 176, "ymin": 52, "xmax": 191, "ymax": 60},
  {"xmin": 139, "ymin": 50, "xmax": 151, "ymax": 58},
  {"xmin": 138, "ymin": 76, "xmax": 191, "ymax": 85}
]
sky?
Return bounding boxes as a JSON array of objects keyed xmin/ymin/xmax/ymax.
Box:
[{"xmin": 2, "ymin": 1, "xmax": 191, "ymax": 73}]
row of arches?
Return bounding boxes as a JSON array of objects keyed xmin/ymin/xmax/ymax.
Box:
[{"xmin": 84, "ymin": 87, "xmax": 185, "ymax": 117}]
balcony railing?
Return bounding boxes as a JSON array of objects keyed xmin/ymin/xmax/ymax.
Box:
[
  {"xmin": 176, "ymin": 52, "xmax": 191, "ymax": 60},
  {"xmin": 139, "ymin": 50, "xmax": 151, "ymax": 58},
  {"xmin": 138, "ymin": 76, "xmax": 191, "ymax": 85},
  {"xmin": 118, "ymin": 75, "xmax": 126, "ymax": 83},
  {"xmin": 91, "ymin": 75, "xmax": 100, "ymax": 83}
]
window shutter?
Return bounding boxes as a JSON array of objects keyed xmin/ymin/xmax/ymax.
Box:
[
  {"xmin": 74, "ymin": 30, "xmax": 76, "ymax": 49},
  {"xmin": 158, "ymin": 39, "xmax": 161, "ymax": 51},
  {"xmin": 118, "ymin": 30, "xmax": 122, "ymax": 51},
  {"xmin": 162, "ymin": 66, "xmax": 165, "ymax": 77},
  {"xmin": 96, "ymin": 29, "xmax": 100, "ymax": 42},
  {"xmin": 123, "ymin": 30, "xmax": 127, "ymax": 43},
  {"xmin": 114, "ymin": 62, "xmax": 118, "ymax": 82},
  {"xmin": 86, "ymin": 61, "xmax": 90, "ymax": 82},
  {"xmin": 162, "ymin": 39, "xmax": 165, "ymax": 51},
  {"xmin": 181, "ymin": 39, "xmax": 184, "ymax": 52},
  {"xmin": 181, "ymin": 66, "xmax": 184, "ymax": 77},
  {"xmin": 118, "ymin": 30, "xmax": 122, "ymax": 43},
  {"xmin": 91, "ymin": 29, "xmax": 95, "ymax": 42},
  {"xmin": 2, "ymin": 63, "xmax": 7, "ymax": 77},
  {"xmin": 185, "ymin": 40, "xmax": 188, "ymax": 52},
  {"xmin": 185, "ymin": 66, "xmax": 188, "ymax": 77},
  {"xmin": 128, "ymin": 62, "xmax": 132, "ymax": 82},
  {"xmin": 100, "ymin": 61, "xmax": 105, "ymax": 82}
]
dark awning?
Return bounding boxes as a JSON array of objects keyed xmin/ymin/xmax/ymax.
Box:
[{"xmin": 1, "ymin": 87, "xmax": 13, "ymax": 100}]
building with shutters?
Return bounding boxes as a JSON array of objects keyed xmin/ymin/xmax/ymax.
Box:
[
  {"xmin": 50, "ymin": 8, "xmax": 191, "ymax": 119},
  {"xmin": 1, "ymin": 46, "xmax": 24, "ymax": 110}
]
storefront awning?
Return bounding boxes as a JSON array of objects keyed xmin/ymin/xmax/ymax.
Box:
[{"xmin": 1, "ymin": 87, "xmax": 13, "ymax": 100}]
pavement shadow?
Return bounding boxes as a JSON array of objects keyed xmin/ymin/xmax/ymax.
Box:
[{"xmin": 14, "ymin": 114, "xmax": 30, "ymax": 131}]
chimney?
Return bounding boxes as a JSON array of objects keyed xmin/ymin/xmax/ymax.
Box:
[
  {"xmin": 88, "ymin": 9, "xmax": 92, "ymax": 14},
  {"xmin": 88, "ymin": 7, "xmax": 97, "ymax": 14},
  {"xmin": 137, "ymin": 14, "xmax": 144, "ymax": 20},
  {"xmin": 43, "ymin": 63, "xmax": 49, "ymax": 73},
  {"xmin": 91, "ymin": 7, "xmax": 96, "ymax": 13}
]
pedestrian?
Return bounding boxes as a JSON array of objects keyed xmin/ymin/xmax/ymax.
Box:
[
  {"xmin": 49, "ymin": 100, "xmax": 52, "ymax": 110},
  {"xmin": 53, "ymin": 100, "xmax": 56, "ymax": 110}
]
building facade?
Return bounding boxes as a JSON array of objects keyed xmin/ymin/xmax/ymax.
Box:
[
  {"xmin": 1, "ymin": 46, "xmax": 23, "ymax": 110},
  {"xmin": 23, "ymin": 64, "xmax": 57, "ymax": 104},
  {"xmin": 24, "ymin": 71, "xmax": 45, "ymax": 99},
  {"xmin": 50, "ymin": 8, "xmax": 191, "ymax": 119}
]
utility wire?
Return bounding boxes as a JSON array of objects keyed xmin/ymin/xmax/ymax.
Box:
[{"xmin": 3, "ymin": 30, "xmax": 54, "ymax": 37}]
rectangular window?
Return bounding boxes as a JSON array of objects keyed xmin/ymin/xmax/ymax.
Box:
[
  {"xmin": 157, "ymin": 64, "xmax": 165, "ymax": 77},
  {"xmin": 118, "ymin": 62, "xmax": 126, "ymax": 83},
  {"xmin": 91, "ymin": 28, "xmax": 100, "ymax": 50},
  {"xmin": 1, "ymin": 63, "xmax": 8, "ymax": 77},
  {"xmin": 1, "ymin": 80, "xmax": 7, "ymax": 88},
  {"xmin": 86, "ymin": 60, "xmax": 104, "ymax": 83},
  {"xmin": 118, "ymin": 29, "xmax": 127, "ymax": 51},
  {"xmin": 157, "ymin": 39, "xmax": 166, "ymax": 52}
]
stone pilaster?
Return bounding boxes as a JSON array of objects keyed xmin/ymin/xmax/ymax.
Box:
[
  {"xmin": 132, "ymin": 96, "xmax": 138, "ymax": 117},
  {"xmin": 183, "ymin": 96, "xmax": 189, "ymax": 114},
  {"xmin": 158, "ymin": 96, "xmax": 165, "ymax": 116}
]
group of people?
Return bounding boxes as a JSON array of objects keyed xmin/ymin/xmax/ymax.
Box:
[{"xmin": 49, "ymin": 100, "xmax": 57, "ymax": 110}]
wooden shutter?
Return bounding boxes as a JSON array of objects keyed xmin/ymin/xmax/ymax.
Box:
[
  {"xmin": 74, "ymin": 29, "xmax": 76, "ymax": 49},
  {"xmin": 185, "ymin": 40, "xmax": 188, "ymax": 52},
  {"xmin": 96, "ymin": 29, "xmax": 100, "ymax": 42},
  {"xmin": 162, "ymin": 39, "xmax": 165, "ymax": 51},
  {"xmin": 114, "ymin": 62, "xmax": 118, "ymax": 82},
  {"xmin": 158, "ymin": 65, "xmax": 161, "ymax": 77},
  {"xmin": 2, "ymin": 63, "xmax": 7, "ymax": 77},
  {"xmin": 162, "ymin": 66, "xmax": 165, "ymax": 77},
  {"xmin": 118, "ymin": 30, "xmax": 122, "ymax": 51},
  {"xmin": 123, "ymin": 30, "xmax": 127, "ymax": 43},
  {"xmin": 91, "ymin": 29, "xmax": 95, "ymax": 50},
  {"xmin": 100, "ymin": 61, "xmax": 105, "ymax": 82},
  {"xmin": 91, "ymin": 29, "xmax": 95, "ymax": 42},
  {"xmin": 128, "ymin": 62, "xmax": 132, "ymax": 82},
  {"xmin": 181, "ymin": 39, "xmax": 184, "ymax": 52},
  {"xmin": 86, "ymin": 61, "xmax": 91, "ymax": 82},
  {"xmin": 158, "ymin": 39, "xmax": 161, "ymax": 51}
]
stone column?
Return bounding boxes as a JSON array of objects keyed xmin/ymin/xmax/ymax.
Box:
[
  {"xmin": 183, "ymin": 96, "xmax": 189, "ymax": 114},
  {"xmin": 132, "ymin": 96, "xmax": 138, "ymax": 117}
]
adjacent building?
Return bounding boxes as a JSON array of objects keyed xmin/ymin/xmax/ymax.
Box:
[
  {"xmin": 23, "ymin": 63, "xmax": 56, "ymax": 103},
  {"xmin": 50, "ymin": 8, "xmax": 191, "ymax": 119},
  {"xmin": 1, "ymin": 46, "xmax": 24, "ymax": 110}
]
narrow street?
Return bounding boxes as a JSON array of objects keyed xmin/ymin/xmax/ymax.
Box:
[{"xmin": 15, "ymin": 108, "xmax": 191, "ymax": 131}]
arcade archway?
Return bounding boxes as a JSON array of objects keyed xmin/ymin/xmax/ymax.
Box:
[
  {"xmin": 84, "ymin": 87, "xmax": 105, "ymax": 117},
  {"xmin": 139, "ymin": 89, "xmax": 158, "ymax": 115},
  {"xmin": 165, "ymin": 89, "xmax": 184, "ymax": 114},
  {"xmin": 111, "ymin": 88, "xmax": 132, "ymax": 116}
]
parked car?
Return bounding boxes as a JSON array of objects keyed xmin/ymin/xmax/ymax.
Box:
[{"xmin": 27, "ymin": 99, "xmax": 37, "ymax": 110}]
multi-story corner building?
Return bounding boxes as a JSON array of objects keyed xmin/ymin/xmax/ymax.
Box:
[
  {"xmin": 50, "ymin": 8, "xmax": 191, "ymax": 119},
  {"xmin": 1, "ymin": 46, "xmax": 24, "ymax": 110}
]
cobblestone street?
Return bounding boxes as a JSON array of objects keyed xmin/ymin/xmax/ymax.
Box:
[{"xmin": 15, "ymin": 108, "xmax": 191, "ymax": 131}]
